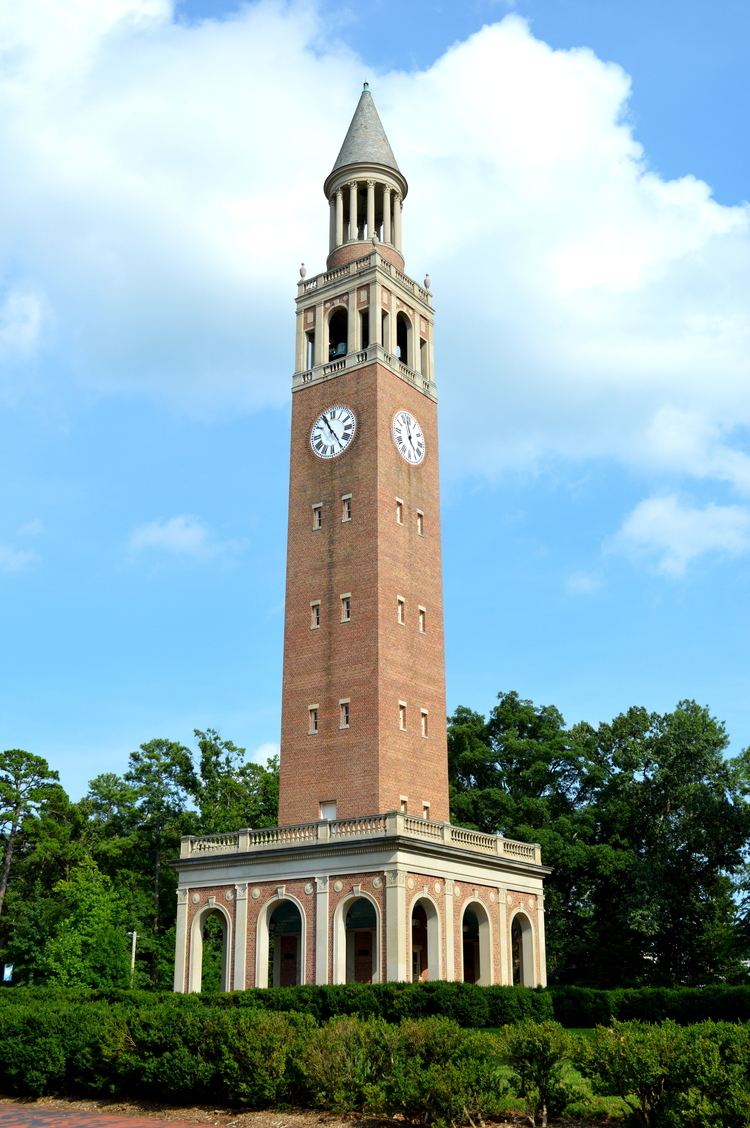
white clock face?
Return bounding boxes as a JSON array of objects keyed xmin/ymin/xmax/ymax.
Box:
[
  {"xmin": 310, "ymin": 404, "xmax": 357, "ymax": 459},
  {"xmin": 392, "ymin": 410, "xmax": 425, "ymax": 465}
]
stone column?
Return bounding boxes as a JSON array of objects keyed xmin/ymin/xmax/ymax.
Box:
[
  {"xmin": 394, "ymin": 193, "xmax": 402, "ymax": 251},
  {"xmin": 536, "ymin": 894, "xmax": 548, "ymax": 987},
  {"xmin": 497, "ymin": 888, "xmax": 509, "ymax": 985},
  {"xmin": 173, "ymin": 888, "xmax": 189, "ymax": 992},
  {"xmin": 315, "ymin": 301, "xmax": 325, "ymax": 366},
  {"xmin": 385, "ymin": 869, "xmax": 408, "ymax": 981},
  {"xmin": 444, "ymin": 880, "xmax": 455, "ymax": 981},
  {"xmin": 366, "ymin": 180, "xmax": 375, "ymax": 240},
  {"xmin": 383, "ymin": 186, "xmax": 392, "ymax": 244},
  {"xmin": 335, "ymin": 189, "xmax": 344, "ymax": 246},
  {"xmin": 329, "ymin": 196, "xmax": 336, "ymax": 253},
  {"xmin": 233, "ymin": 883, "xmax": 248, "ymax": 989},
  {"xmin": 348, "ymin": 181, "xmax": 358, "ymax": 241},
  {"xmin": 315, "ymin": 876, "xmax": 329, "ymax": 984}
]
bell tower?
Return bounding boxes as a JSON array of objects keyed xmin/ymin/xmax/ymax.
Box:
[
  {"xmin": 279, "ymin": 83, "xmax": 448, "ymax": 826},
  {"xmin": 174, "ymin": 87, "xmax": 548, "ymax": 993}
]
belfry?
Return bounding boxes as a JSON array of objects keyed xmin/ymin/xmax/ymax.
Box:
[{"xmin": 174, "ymin": 87, "xmax": 548, "ymax": 990}]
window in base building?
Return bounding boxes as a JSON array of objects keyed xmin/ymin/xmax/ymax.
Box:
[
  {"xmin": 308, "ymin": 705, "xmax": 319, "ymax": 734},
  {"xmin": 341, "ymin": 494, "xmax": 352, "ymax": 522},
  {"xmin": 339, "ymin": 699, "xmax": 350, "ymax": 729},
  {"xmin": 312, "ymin": 503, "xmax": 322, "ymax": 530},
  {"xmin": 341, "ymin": 594, "xmax": 351, "ymax": 622},
  {"xmin": 421, "ymin": 709, "xmax": 429, "ymax": 738},
  {"xmin": 320, "ymin": 800, "xmax": 337, "ymax": 821},
  {"xmin": 310, "ymin": 600, "xmax": 321, "ymax": 629},
  {"xmin": 399, "ymin": 701, "xmax": 407, "ymax": 730}
]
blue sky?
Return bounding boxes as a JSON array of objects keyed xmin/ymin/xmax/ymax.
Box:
[{"xmin": 1, "ymin": 0, "xmax": 748, "ymax": 799}]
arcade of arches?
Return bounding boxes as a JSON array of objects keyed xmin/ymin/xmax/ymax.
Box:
[{"xmin": 176, "ymin": 879, "xmax": 545, "ymax": 991}]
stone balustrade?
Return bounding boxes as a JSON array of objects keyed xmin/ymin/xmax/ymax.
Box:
[
  {"xmin": 180, "ymin": 812, "xmax": 541, "ymax": 864},
  {"xmin": 294, "ymin": 341, "xmax": 434, "ymax": 397},
  {"xmin": 298, "ymin": 251, "xmax": 432, "ymax": 306}
]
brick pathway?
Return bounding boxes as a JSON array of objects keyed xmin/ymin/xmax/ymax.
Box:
[{"xmin": 0, "ymin": 1106, "xmax": 204, "ymax": 1128}]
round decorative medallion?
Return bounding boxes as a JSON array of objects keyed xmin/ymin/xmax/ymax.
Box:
[
  {"xmin": 310, "ymin": 404, "xmax": 357, "ymax": 459},
  {"xmin": 304, "ymin": 883, "xmax": 314, "ymax": 895},
  {"xmin": 333, "ymin": 880, "xmax": 343, "ymax": 893},
  {"xmin": 191, "ymin": 893, "xmax": 200, "ymax": 904},
  {"xmin": 225, "ymin": 889, "xmax": 234, "ymax": 902},
  {"xmin": 407, "ymin": 878, "xmax": 415, "ymax": 890},
  {"xmin": 434, "ymin": 882, "xmax": 442, "ymax": 895},
  {"xmin": 489, "ymin": 892, "xmax": 496, "ymax": 903},
  {"xmin": 454, "ymin": 885, "xmax": 461, "ymax": 897},
  {"xmin": 372, "ymin": 876, "xmax": 383, "ymax": 889},
  {"xmin": 251, "ymin": 888, "xmax": 261, "ymax": 900}
]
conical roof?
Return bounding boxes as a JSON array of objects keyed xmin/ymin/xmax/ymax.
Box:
[{"xmin": 329, "ymin": 84, "xmax": 401, "ymax": 176}]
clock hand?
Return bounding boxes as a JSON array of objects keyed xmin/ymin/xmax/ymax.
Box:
[{"xmin": 323, "ymin": 415, "xmax": 340, "ymax": 448}]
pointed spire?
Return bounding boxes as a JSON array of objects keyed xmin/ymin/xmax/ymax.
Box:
[{"xmin": 329, "ymin": 83, "xmax": 401, "ymax": 176}]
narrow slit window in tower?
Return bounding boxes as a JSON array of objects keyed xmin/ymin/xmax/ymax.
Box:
[
  {"xmin": 342, "ymin": 494, "xmax": 352, "ymax": 522},
  {"xmin": 399, "ymin": 702, "xmax": 407, "ymax": 730},
  {"xmin": 308, "ymin": 706, "xmax": 319, "ymax": 735},
  {"xmin": 339, "ymin": 699, "xmax": 350, "ymax": 729},
  {"xmin": 416, "ymin": 510, "xmax": 424, "ymax": 536},
  {"xmin": 421, "ymin": 709, "xmax": 429, "ymax": 738}
]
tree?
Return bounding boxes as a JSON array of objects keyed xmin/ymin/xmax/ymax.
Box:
[
  {"xmin": 447, "ymin": 693, "xmax": 750, "ymax": 987},
  {"xmin": 37, "ymin": 857, "xmax": 131, "ymax": 987},
  {"xmin": 0, "ymin": 749, "xmax": 59, "ymax": 919},
  {"xmin": 193, "ymin": 728, "xmax": 279, "ymax": 833},
  {"xmin": 124, "ymin": 739, "xmax": 197, "ymax": 934}
]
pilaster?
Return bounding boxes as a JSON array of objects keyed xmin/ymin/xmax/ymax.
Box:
[
  {"xmin": 173, "ymin": 888, "xmax": 189, "ymax": 992},
  {"xmin": 385, "ymin": 869, "xmax": 408, "ymax": 981},
  {"xmin": 315, "ymin": 875, "xmax": 330, "ymax": 984},
  {"xmin": 233, "ymin": 883, "xmax": 248, "ymax": 989}
]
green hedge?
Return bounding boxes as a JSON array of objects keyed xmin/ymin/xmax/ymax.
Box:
[
  {"xmin": 3, "ymin": 982, "xmax": 749, "ymax": 1027},
  {"xmin": 550, "ymin": 985, "xmax": 750, "ymax": 1028},
  {"xmin": 0, "ymin": 981, "xmax": 552, "ymax": 1026},
  {"xmin": 1, "ymin": 1001, "xmax": 749, "ymax": 1127}
]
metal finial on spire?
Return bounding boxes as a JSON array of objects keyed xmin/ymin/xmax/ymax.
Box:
[{"xmin": 363, "ymin": 81, "xmax": 369, "ymax": 90}]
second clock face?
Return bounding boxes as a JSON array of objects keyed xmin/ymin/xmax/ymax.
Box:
[
  {"xmin": 310, "ymin": 404, "xmax": 356, "ymax": 459},
  {"xmin": 392, "ymin": 410, "xmax": 425, "ymax": 465}
]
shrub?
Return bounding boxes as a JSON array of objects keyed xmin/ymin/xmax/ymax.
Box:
[{"xmin": 500, "ymin": 1020, "xmax": 577, "ymax": 1128}]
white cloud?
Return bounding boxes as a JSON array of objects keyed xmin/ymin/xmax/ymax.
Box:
[
  {"xmin": 0, "ymin": 288, "xmax": 45, "ymax": 357},
  {"xmin": 566, "ymin": 570, "xmax": 603, "ymax": 595},
  {"xmin": 608, "ymin": 494, "xmax": 750, "ymax": 576},
  {"xmin": 250, "ymin": 740, "xmax": 279, "ymax": 766},
  {"xmin": 0, "ymin": 0, "xmax": 747, "ymax": 504},
  {"xmin": 0, "ymin": 544, "xmax": 37, "ymax": 572},
  {"xmin": 129, "ymin": 514, "xmax": 213, "ymax": 555}
]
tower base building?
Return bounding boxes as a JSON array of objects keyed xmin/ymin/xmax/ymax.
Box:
[{"xmin": 174, "ymin": 87, "xmax": 548, "ymax": 992}]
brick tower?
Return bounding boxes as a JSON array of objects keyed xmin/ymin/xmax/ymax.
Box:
[{"xmin": 174, "ymin": 88, "xmax": 548, "ymax": 992}]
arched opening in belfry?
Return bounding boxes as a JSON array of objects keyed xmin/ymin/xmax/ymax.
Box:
[
  {"xmin": 328, "ymin": 307, "xmax": 348, "ymax": 360},
  {"xmin": 189, "ymin": 905, "xmax": 231, "ymax": 993},
  {"xmin": 268, "ymin": 900, "xmax": 303, "ymax": 987},
  {"xmin": 345, "ymin": 897, "xmax": 378, "ymax": 983},
  {"xmin": 511, "ymin": 912, "xmax": 534, "ymax": 986},
  {"xmin": 461, "ymin": 902, "xmax": 491, "ymax": 986},
  {"xmin": 396, "ymin": 312, "xmax": 412, "ymax": 367},
  {"xmin": 411, "ymin": 898, "xmax": 440, "ymax": 981}
]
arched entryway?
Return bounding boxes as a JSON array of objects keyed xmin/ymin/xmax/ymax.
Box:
[
  {"xmin": 256, "ymin": 896, "xmax": 306, "ymax": 988},
  {"xmin": 188, "ymin": 904, "xmax": 231, "ymax": 992},
  {"xmin": 328, "ymin": 307, "xmax": 348, "ymax": 360},
  {"xmin": 410, "ymin": 897, "xmax": 440, "ymax": 981},
  {"xmin": 268, "ymin": 900, "xmax": 303, "ymax": 986},
  {"xmin": 511, "ymin": 912, "xmax": 535, "ymax": 985},
  {"xmin": 333, "ymin": 895, "xmax": 380, "ymax": 983},
  {"xmin": 396, "ymin": 311, "xmax": 412, "ymax": 366},
  {"xmin": 461, "ymin": 901, "xmax": 492, "ymax": 985}
]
